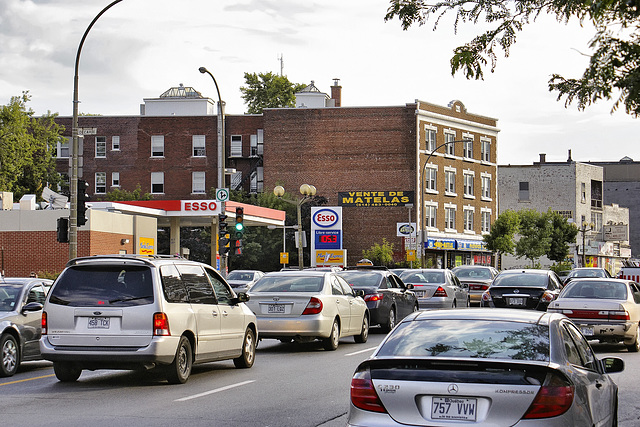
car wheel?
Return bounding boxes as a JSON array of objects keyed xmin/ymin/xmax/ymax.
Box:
[
  {"xmin": 166, "ymin": 336, "xmax": 193, "ymax": 384},
  {"xmin": 233, "ymin": 328, "xmax": 256, "ymax": 369},
  {"xmin": 322, "ymin": 319, "xmax": 340, "ymax": 351},
  {"xmin": 53, "ymin": 362, "xmax": 82, "ymax": 382},
  {"xmin": 354, "ymin": 315, "xmax": 369, "ymax": 344},
  {"xmin": 626, "ymin": 325, "xmax": 640, "ymax": 353},
  {"xmin": 0, "ymin": 334, "xmax": 19, "ymax": 377},
  {"xmin": 382, "ymin": 307, "xmax": 396, "ymax": 333}
]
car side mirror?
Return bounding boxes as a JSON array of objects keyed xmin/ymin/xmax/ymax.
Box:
[
  {"xmin": 234, "ymin": 292, "xmax": 250, "ymax": 304},
  {"xmin": 405, "ymin": 284, "xmax": 414, "ymax": 290},
  {"xmin": 356, "ymin": 290, "xmax": 365, "ymax": 298},
  {"xmin": 602, "ymin": 357, "xmax": 624, "ymax": 374},
  {"xmin": 22, "ymin": 302, "xmax": 43, "ymax": 314}
]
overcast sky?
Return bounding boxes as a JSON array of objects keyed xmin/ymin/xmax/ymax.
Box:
[{"xmin": 1, "ymin": 0, "xmax": 637, "ymax": 165}]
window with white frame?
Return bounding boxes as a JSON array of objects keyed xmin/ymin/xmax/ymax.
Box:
[
  {"xmin": 481, "ymin": 175, "xmax": 491, "ymax": 199},
  {"xmin": 151, "ymin": 135, "xmax": 164, "ymax": 157},
  {"xmin": 425, "ymin": 127, "xmax": 436, "ymax": 152},
  {"xmin": 57, "ymin": 137, "xmax": 70, "ymax": 158},
  {"xmin": 192, "ymin": 172, "xmax": 205, "ymax": 194},
  {"xmin": 463, "ymin": 172, "xmax": 474, "ymax": 197},
  {"xmin": 581, "ymin": 182, "xmax": 586, "ymax": 203},
  {"xmin": 230, "ymin": 135, "xmax": 243, "ymax": 157},
  {"xmin": 151, "ymin": 172, "xmax": 164, "ymax": 194},
  {"xmin": 445, "ymin": 170, "xmax": 456, "ymax": 194},
  {"xmin": 112, "ymin": 172, "xmax": 120, "ymax": 187},
  {"xmin": 112, "ymin": 136, "xmax": 120, "ymax": 151},
  {"xmin": 591, "ymin": 211, "xmax": 603, "ymax": 233},
  {"xmin": 424, "ymin": 166, "xmax": 437, "ymax": 192},
  {"xmin": 250, "ymin": 134, "xmax": 258, "ymax": 157},
  {"xmin": 96, "ymin": 136, "xmax": 106, "ymax": 158},
  {"xmin": 464, "ymin": 209, "xmax": 474, "ymax": 232},
  {"xmin": 481, "ymin": 211, "xmax": 491, "ymax": 233},
  {"xmin": 445, "ymin": 132, "xmax": 456, "ymax": 155},
  {"xmin": 445, "ymin": 206, "xmax": 456, "ymax": 230},
  {"xmin": 481, "ymin": 139, "xmax": 490, "ymax": 162},
  {"xmin": 192, "ymin": 135, "xmax": 205, "ymax": 157},
  {"xmin": 95, "ymin": 172, "xmax": 107, "ymax": 194},
  {"xmin": 463, "ymin": 137, "xmax": 473, "ymax": 159},
  {"xmin": 425, "ymin": 204, "xmax": 437, "ymax": 228}
]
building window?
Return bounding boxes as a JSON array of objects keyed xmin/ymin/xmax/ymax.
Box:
[
  {"xmin": 481, "ymin": 211, "xmax": 491, "ymax": 233},
  {"xmin": 481, "ymin": 176, "xmax": 491, "ymax": 199},
  {"xmin": 519, "ymin": 181, "xmax": 530, "ymax": 201},
  {"xmin": 112, "ymin": 172, "xmax": 120, "ymax": 187},
  {"xmin": 445, "ymin": 206, "xmax": 456, "ymax": 230},
  {"xmin": 444, "ymin": 132, "xmax": 456, "ymax": 155},
  {"xmin": 425, "ymin": 166, "xmax": 437, "ymax": 192},
  {"xmin": 192, "ymin": 172, "xmax": 205, "ymax": 194},
  {"xmin": 464, "ymin": 209, "xmax": 474, "ymax": 232},
  {"xmin": 463, "ymin": 137, "xmax": 473, "ymax": 159},
  {"xmin": 581, "ymin": 182, "xmax": 586, "ymax": 203},
  {"xmin": 96, "ymin": 136, "xmax": 106, "ymax": 158},
  {"xmin": 463, "ymin": 173, "xmax": 474, "ymax": 197},
  {"xmin": 230, "ymin": 135, "xmax": 243, "ymax": 157},
  {"xmin": 425, "ymin": 127, "xmax": 436, "ymax": 152},
  {"xmin": 151, "ymin": 172, "xmax": 164, "ymax": 194},
  {"xmin": 445, "ymin": 170, "xmax": 456, "ymax": 194},
  {"xmin": 425, "ymin": 204, "xmax": 437, "ymax": 228},
  {"xmin": 192, "ymin": 135, "xmax": 205, "ymax": 157},
  {"xmin": 481, "ymin": 139, "xmax": 490, "ymax": 162},
  {"xmin": 151, "ymin": 135, "xmax": 164, "ymax": 157},
  {"xmin": 112, "ymin": 136, "xmax": 120, "ymax": 151},
  {"xmin": 591, "ymin": 211, "xmax": 603, "ymax": 233},
  {"xmin": 591, "ymin": 180, "xmax": 602, "ymax": 208},
  {"xmin": 95, "ymin": 172, "xmax": 106, "ymax": 194},
  {"xmin": 57, "ymin": 137, "xmax": 70, "ymax": 158}
]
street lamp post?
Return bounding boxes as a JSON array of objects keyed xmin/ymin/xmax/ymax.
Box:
[
  {"xmin": 273, "ymin": 184, "xmax": 317, "ymax": 270},
  {"xmin": 199, "ymin": 66, "xmax": 227, "ymax": 275},
  {"xmin": 69, "ymin": 0, "xmax": 123, "ymax": 260},
  {"xmin": 578, "ymin": 221, "xmax": 595, "ymax": 267}
]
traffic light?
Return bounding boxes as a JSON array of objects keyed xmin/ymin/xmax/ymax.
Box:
[
  {"xmin": 235, "ymin": 207, "xmax": 245, "ymax": 239},
  {"xmin": 56, "ymin": 217, "xmax": 69, "ymax": 243},
  {"xmin": 218, "ymin": 213, "xmax": 230, "ymax": 255},
  {"xmin": 77, "ymin": 179, "xmax": 90, "ymax": 226}
]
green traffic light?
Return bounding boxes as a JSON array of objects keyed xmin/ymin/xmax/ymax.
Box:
[{"xmin": 235, "ymin": 222, "xmax": 244, "ymax": 231}]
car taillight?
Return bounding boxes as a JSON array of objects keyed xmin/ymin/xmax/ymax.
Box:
[
  {"xmin": 153, "ymin": 312, "xmax": 170, "ymax": 336},
  {"xmin": 523, "ymin": 372, "xmax": 574, "ymax": 419},
  {"xmin": 433, "ymin": 286, "xmax": 448, "ymax": 297},
  {"xmin": 469, "ymin": 284, "xmax": 489, "ymax": 291},
  {"xmin": 541, "ymin": 291, "xmax": 555, "ymax": 303},
  {"xmin": 302, "ymin": 297, "xmax": 323, "ymax": 315},
  {"xmin": 42, "ymin": 311, "xmax": 47, "ymax": 335},
  {"xmin": 351, "ymin": 367, "xmax": 387, "ymax": 413},
  {"xmin": 481, "ymin": 291, "xmax": 492, "ymax": 301},
  {"xmin": 609, "ymin": 310, "xmax": 630, "ymax": 321},
  {"xmin": 364, "ymin": 293, "xmax": 383, "ymax": 302},
  {"xmin": 555, "ymin": 309, "xmax": 630, "ymax": 321}
]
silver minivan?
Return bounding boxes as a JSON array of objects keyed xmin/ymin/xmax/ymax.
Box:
[{"xmin": 41, "ymin": 255, "xmax": 257, "ymax": 384}]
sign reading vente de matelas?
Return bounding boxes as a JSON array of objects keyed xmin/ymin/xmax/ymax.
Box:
[{"xmin": 397, "ymin": 223, "xmax": 416, "ymax": 237}]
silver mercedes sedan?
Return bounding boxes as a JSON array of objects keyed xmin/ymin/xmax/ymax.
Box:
[
  {"xmin": 246, "ymin": 270, "xmax": 369, "ymax": 350},
  {"xmin": 348, "ymin": 309, "xmax": 623, "ymax": 426}
]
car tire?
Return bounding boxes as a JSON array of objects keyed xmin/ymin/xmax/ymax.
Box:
[
  {"xmin": 322, "ymin": 319, "xmax": 340, "ymax": 351},
  {"xmin": 233, "ymin": 328, "xmax": 256, "ymax": 369},
  {"xmin": 382, "ymin": 307, "xmax": 396, "ymax": 333},
  {"xmin": 166, "ymin": 336, "xmax": 193, "ymax": 384},
  {"xmin": 354, "ymin": 315, "xmax": 369, "ymax": 344},
  {"xmin": 0, "ymin": 333, "xmax": 19, "ymax": 377},
  {"xmin": 53, "ymin": 362, "xmax": 82, "ymax": 382},
  {"xmin": 626, "ymin": 325, "xmax": 640, "ymax": 353}
]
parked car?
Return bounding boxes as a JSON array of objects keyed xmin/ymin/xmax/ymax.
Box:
[
  {"xmin": 399, "ymin": 269, "xmax": 468, "ymax": 309},
  {"xmin": 348, "ymin": 308, "xmax": 624, "ymax": 427},
  {"xmin": 548, "ymin": 278, "xmax": 640, "ymax": 351},
  {"xmin": 337, "ymin": 269, "xmax": 418, "ymax": 332},
  {"xmin": 245, "ymin": 270, "xmax": 369, "ymax": 350},
  {"xmin": 481, "ymin": 269, "xmax": 563, "ymax": 310},
  {"xmin": 226, "ymin": 269, "xmax": 265, "ymax": 293},
  {"xmin": 451, "ymin": 265, "xmax": 499, "ymax": 306},
  {"xmin": 40, "ymin": 255, "xmax": 257, "ymax": 383},
  {"xmin": 0, "ymin": 277, "xmax": 53, "ymax": 377},
  {"xmin": 563, "ymin": 267, "xmax": 612, "ymax": 285}
]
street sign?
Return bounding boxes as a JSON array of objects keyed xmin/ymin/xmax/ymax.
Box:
[
  {"xmin": 215, "ymin": 188, "xmax": 229, "ymax": 202},
  {"xmin": 406, "ymin": 250, "xmax": 416, "ymax": 261},
  {"xmin": 77, "ymin": 127, "xmax": 97, "ymax": 135},
  {"xmin": 280, "ymin": 252, "xmax": 289, "ymax": 264}
]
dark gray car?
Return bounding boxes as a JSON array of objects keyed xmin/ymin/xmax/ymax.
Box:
[{"xmin": 1, "ymin": 277, "xmax": 53, "ymax": 377}]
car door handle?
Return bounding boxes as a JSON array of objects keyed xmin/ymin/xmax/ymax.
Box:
[
  {"xmin": 222, "ymin": 311, "xmax": 229, "ymax": 317},
  {"xmin": 212, "ymin": 311, "xmax": 218, "ymax": 317},
  {"xmin": 595, "ymin": 381, "xmax": 603, "ymax": 389}
]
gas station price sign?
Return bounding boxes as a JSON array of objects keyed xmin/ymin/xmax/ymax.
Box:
[{"xmin": 315, "ymin": 230, "xmax": 341, "ymax": 249}]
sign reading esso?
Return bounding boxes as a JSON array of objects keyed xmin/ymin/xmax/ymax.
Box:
[
  {"xmin": 181, "ymin": 200, "xmax": 220, "ymax": 216},
  {"xmin": 313, "ymin": 209, "xmax": 339, "ymax": 228}
]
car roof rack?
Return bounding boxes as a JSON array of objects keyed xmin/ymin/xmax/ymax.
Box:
[{"xmin": 66, "ymin": 253, "xmax": 185, "ymax": 267}]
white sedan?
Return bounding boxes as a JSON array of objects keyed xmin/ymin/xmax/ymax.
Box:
[
  {"xmin": 246, "ymin": 270, "xmax": 369, "ymax": 350},
  {"xmin": 548, "ymin": 278, "xmax": 640, "ymax": 351}
]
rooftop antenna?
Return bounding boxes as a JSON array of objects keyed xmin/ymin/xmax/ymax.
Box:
[{"xmin": 278, "ymin": 53, "xmax": 284, "ymax": 76}]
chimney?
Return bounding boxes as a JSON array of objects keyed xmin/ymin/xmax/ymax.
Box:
[
  {"xmin": 567, "ymin": 149, "xmax": 572, "ymax": 162},
  {"xmin": 331, "ymin": 78, "xmax": 341, "ymax": 107},
  {"xmin": 539, "ymin": 153, "xmax": 546, "ymax": 163}
]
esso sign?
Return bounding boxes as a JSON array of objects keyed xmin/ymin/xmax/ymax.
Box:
[
  {"xmin": 313, "ymin": 209, "xmax": 339, "ymax": 228},
  {"xmin": 182, "ymin": 200, "xmax": 219, "ymax": 215}
]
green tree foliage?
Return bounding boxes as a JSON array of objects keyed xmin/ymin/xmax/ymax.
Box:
[
  {"xmin": 363, "ymin": 238, "xmax": 395, "ymax": 267},
  {"xmin": 547, "ymin": 210, "xmax": 579, "ymax": 262},
  {"xmin": 0, "ymin": 92, "xmax": 63, "ymax": 200},
  {"xmin": 515, "ymin": 209, "xmax": 552, "ymax": 267},
  {"xmin": 103, "ymin": 184, "xmax": 152, "ymax": 201},
  {"xmin": 385, "ymin": 0, "xmax": 640, "ymax": 115},
  {"xmin": 240, "ymin": 72, "xmax": 306, "ymax": 114},
  {"xmin": 483, "ymin": 209, "xmax": 520, "ymax": 255}
]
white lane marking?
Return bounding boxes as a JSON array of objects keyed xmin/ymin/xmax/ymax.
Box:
[
  {"xmin": 345, "ymin": 347, "xmax": 377, "ymax": 356},
  {"xmin": 174, "ymin": 380, "xmax": 255, "ymax": 402}
]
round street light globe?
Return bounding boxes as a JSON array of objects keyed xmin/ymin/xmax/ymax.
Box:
[
  {"xmin": 300, "ymin": 184, "xmax": 310, "ymax": 195},
  {"xmin": 273, "ymin": 185, "xmax": 285, "ymax": 197}
]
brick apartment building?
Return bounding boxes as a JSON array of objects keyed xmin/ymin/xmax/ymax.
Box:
[{"xmin": 50, "ymin": 82, "xmax": 498, "ymax": 268}]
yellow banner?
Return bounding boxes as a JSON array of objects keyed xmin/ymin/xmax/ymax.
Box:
[
  {"xmin": 315, "ymin": 250, "xmax": 345, "ymax": 265},
  {"xmin": 139, "ymin": 237, "xmax": 155, "ymax": 255}
]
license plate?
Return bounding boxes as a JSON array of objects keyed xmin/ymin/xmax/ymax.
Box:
[
  {"xmin": 414, "ymin": 291, "xmax": 425, "ymax": 298},
  {"xmin": 581, "ymin": 326, "xmax": 594, "ymax": 336},
  {"xmin": 432, "ymin": 396, "xmax": 477, "ymax": 421},
  {"xmin": 508, "ymin": 297, "xmax": 525, "ymax": 306},
  {"xmin": 268, "ymin": 304, "xmax": 286, "ymax": 314},
  {"xmin": 88, "ymin": 317, "xmax": 110, "ymax": 329}
]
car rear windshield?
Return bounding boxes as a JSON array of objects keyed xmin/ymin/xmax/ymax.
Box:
[
  {"xmin": 249, "ymin": 275, "xmax": 323, "ymax": 293},
  {"xmin": 337, "ymin": 271, "xmax": 381, "ymax": 288},
  {"xmin": 493, "ymin": 273, "xmax": 547, "ymax": 287},
  {"xmin": 49, "ymin": 265, "xmax": 154, "ymax": 307},
  {"xmin": 227, "ymin": 271, "xmax": 255, "ymax": 281},
  {"xmin": 453, "ymin": 268, "xmax": 492, "ymax": 279},
  {"xmin": 377, "ymin": 320, "xmax": 549, "ymax": 361},
  {"xmin": 562, "ymin": 281, "xmax": 627, "ymax": 299},
  {"xmin": 401, "ymin": 271, "xmax": 444, "ymax": 284}
]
